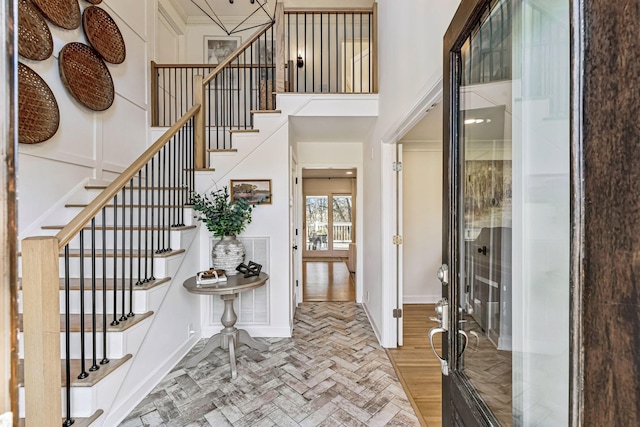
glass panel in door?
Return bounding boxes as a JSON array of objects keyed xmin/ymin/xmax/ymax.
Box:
[
  {"xmin": 449, "ymin": 0, "xmax": 570, "ymax": 425},
  {"xmin": 306, "ymin": 196, "xmax": 328, "ymax": 252}
]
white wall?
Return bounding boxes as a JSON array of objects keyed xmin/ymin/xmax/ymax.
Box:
[
  {"xmin": 362, "ymin": 0, "xmax": 460, "ymax": 347},
  {"xmin": 17, "ymin": 0, "xmax": 164, "ymax": 237},
  {"xmin": 402, "ymin": 142, "xmax": 442, "ymax": 304}
]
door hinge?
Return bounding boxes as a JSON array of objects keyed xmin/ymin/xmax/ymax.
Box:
[
  {"xmin": 296, "ymin": 279, "xmax": 299, "ymax": 287},
  {"xmin": 295, "ymin": 177, "xmax": 298, "ymax": 184},
  {"xmin": 393, "ymin": 308, "xmax": 403, "ymax": 318},
  {"xmin": 295, "ymin": 228, "xmax": 298, "ymax": 236},
  {"xmin": 392, "ymin": 161, "xmax": 402, "ymax": 172},
  {"xmin": 392, "ymin": 235, "xmax": 403, "ymax": 245}
]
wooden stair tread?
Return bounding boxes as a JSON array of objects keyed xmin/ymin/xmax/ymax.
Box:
[
  {"xmin": 229, "ymin": 129, "xmax": 259, "ymax": 133},
  {"xmin": 20, "ymin": 410, "xmax": 104, "ymax": 427},
  {"xmin": 19, "ymin": 311, "xmax": 154, "ymax": 333},
  {"xmin": 41, "ymin": 224, "xmax": 196, "ymax": 231},
  {"xmin": 207, "ymin": 148, "xmax": 238, "ymax": 153},
  {"xmin": 85, "ymin": 185, "xmax": 184, "ymax": 190},
  {"xmin": 17, "ymin": 248, "xmax": 185, "ymax": 258},
  {"xmin": 250, "ymin": 109, "xmax": 281, "ymax": 114},
  {"xmin": 184, "ymin": 167, "xmax": 216, "ymax": 171},
  {"xmin": 19, "ymin": 356, "xmax": 132, "ymax": 387},
  {"xmin": 18, "ymin": 277, "xmax": 171, "ymax": 291},
  {"xmin": 65, "ymin": 203, "xmax": 189, "ymax": 209}
]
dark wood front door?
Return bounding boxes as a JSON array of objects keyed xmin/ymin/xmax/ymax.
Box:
[{"xmin": 438, "ymin": 0, "xmax": 571, "ymax": 424}]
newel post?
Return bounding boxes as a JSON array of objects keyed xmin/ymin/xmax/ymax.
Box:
[
  {"xmin": 21, "ymin": 236, "xmax": 62, "ymax": 427},
  {"xmin": 193, "ymin": 74, "xmax": 206, "ymax": 169},
  {"xmin": 275, "ymin": 2, "xmax": 285, "ymax": 94}
]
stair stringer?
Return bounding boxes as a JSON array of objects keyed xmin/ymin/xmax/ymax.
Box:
[{"xmin": 92, "ymin": 223, "xmax": 204, "ymax": 427}]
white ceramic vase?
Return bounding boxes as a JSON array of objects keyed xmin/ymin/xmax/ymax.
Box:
[{"xmin": 211, "ymin": 236, "xmax": 245, "ymax": 275}]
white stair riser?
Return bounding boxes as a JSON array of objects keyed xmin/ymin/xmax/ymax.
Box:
[
  {"xmin": 19, "ymin": 289, "xmax": 149, "ymax": 315},
  {"xmin": 18, "ymin": 358, "xmax": 133, "ymax": 418},
  {"xmin": 59, "ymin": 229, "xmax": 188, "ymax": 252},
  {"xmin": 68, "ymin": 189, "xmax": 192, "ymax": 205},
  {"xmin": 62, "ymin": 207, "xmax": 195, "ymax": 226},
  {"xmin": 18, "ymin": 256, "xmax": 173, "ymax": 280},
  {"xmin": 18, "ymin": 318, "xmax": 149, "ymax": 360}
]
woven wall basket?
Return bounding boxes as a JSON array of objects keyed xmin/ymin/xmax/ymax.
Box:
[
  {"xmin": 59, "ymin": 42, "xmax": 114, "ymax": 111},
  {"xmin": 83, "ymin": 6, "xmax": 126, "ymax": 64},
  {"xmin": 31, "ymin": 0, "xmax": 80, "ymax": 30},
  {"xmin": 18, "ymin": 62, "xmax": 60, "ymax": 144},
  {"xmin": 84, "ymin": 0, "xmax": 102, "ymax": 4},
  {"xmin": 18, "ymin": 0, "xmax": 53, "ymax": 61}
]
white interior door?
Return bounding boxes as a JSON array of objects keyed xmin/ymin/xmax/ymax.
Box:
[
  {"xmin": 289, "ymin": 148, "xmax": 300, "ymax": 323},
  {"xmin": 396, "ymin": 143, "xmax": 404, "ymax": 346}
]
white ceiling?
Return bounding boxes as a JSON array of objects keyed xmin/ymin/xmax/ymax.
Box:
[
  {"xmin": 399, "ymin": 102, "xmax": 443, "ymax": 144},
  {"xmin": 302, "ymin": 168, "xmax": 357, "ymax": 178}
]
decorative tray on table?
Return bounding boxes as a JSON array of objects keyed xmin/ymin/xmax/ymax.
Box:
[{"xmin": 196, "ymin": 269, "xmax": 227, "ymax": 285}]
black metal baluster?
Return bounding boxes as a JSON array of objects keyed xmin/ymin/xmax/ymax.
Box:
[
  {"xmin": 360, "ymin": 13, "xmax": 363, "ymax": 93},
  {"xmin": 296, "ymin": 13, "xmax": 299, "ymax": 92},
  {"xmin": 111, "ymin": 195, "xmax": 119, "ymax": 327},
  {"xmin": 120, "ymin": 188, "xmax": 127, "ymax": 322},
  {"xmin": 90, "ymin": 219, "xmax": 99, "ymax": 372},
  {"xmin": 101, "ymin": 208, "xmax": 109, "ymax": 365},
  {"xmin": 137, "ymin": 171, "xmax": 142, "ymax": 285},
  {"xmin": 149, "ymin": 157, "xmax": 156, "ymax": 280},
  {"xmin": 63, "ymin": 245, "xmax": 74, "ymax": 427},
  {"xmin": 352, "ymin": 13, "xmax": 355, "ymax": 93},
  {"xmin": 320, "ymin": 13, "xmax": 323, "ymax": 92},
  {"xmin": 174, "ymin": 68, "xmax": 178, "ymax": 123},
  {"xmin": 343, "ymin": 13, "xmax": 346, "ymax": 91},
  {"xmin": 143, "ymin": 164, "xmax": 150, "ymax": 282},
  {"xmin": 128, "ymin": 179, "xmax": 134, "ymax": 317},
  {"xmin": 328, "ymin": 13, "xmax": 331, "ymax": 92},
  {"xmin": 369, "ymin": 13, "xmax": 372, "ymax": 92},
  {"xmin": 336, "ymin": 13, "xmax": 339, "ymax": 92},
  {"xmin": 304, "ymin": 13, "xmax": 307, "ymax": 92},
  {"xmin": 78, "ymin": 230, "xmax": 88, "ymax": 379}
]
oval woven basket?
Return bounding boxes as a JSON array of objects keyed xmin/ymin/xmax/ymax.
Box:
[
  {"xmin": 84, "ymin": 0, "xmax": 102, "ymax": 4},
  {"xmin": 31, "ymin": 0, "xmax": 80, "ymax": 30},
  {"xmin": 18, "ymin": 62, "xmax": 60, "ymax": 144},
  {"xmin": 58, "ymin": 42, "xmax": 114, "ymax": 111},
  {"xmin": 83, "ymin": 6, "xmax": 126, "ymax": 64},
  {"xmin": 18, "ymin": 0, "xmax": 53, "ymax": 61}
]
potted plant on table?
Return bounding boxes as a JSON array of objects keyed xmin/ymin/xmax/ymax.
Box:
[{"xmin": 191, "ymin": 186, "xmax": 252, "ymax": 275}]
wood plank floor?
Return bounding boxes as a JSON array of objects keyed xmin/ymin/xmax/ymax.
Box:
[
  {"xmin": 303, "ymin": 260, "xmax": 355, "ymax": 302},
  {"xmin": 387, "ymin": 304, "xmax": 443, "ymax": 427}
]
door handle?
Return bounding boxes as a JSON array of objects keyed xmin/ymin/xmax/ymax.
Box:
[
  {"xmin": 457, "ymin": 329, "xmax": 469, "ymax": 358},
  {"xmin": 428, "ymin": 327, "xmax": 449, "ymax": 376},
  {"xmin": 437, "ymin": 264, "xmax": 449, "ymax": 285}
]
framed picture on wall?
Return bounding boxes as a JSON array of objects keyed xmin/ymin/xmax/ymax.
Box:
[
  {"xmin": 204, "ymin": 36, "xmax": 241, "ymax": 64},
  {"xmin": 230, "ymin": 179, "xmax": 272, "ymax": 205}
]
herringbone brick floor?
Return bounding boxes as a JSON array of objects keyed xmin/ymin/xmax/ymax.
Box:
[{"xmin": 120, "ymin": 302, "xmax": 420, "ymax": 426}]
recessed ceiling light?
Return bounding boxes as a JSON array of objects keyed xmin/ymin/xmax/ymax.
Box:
[{"xmin": 346, "ymin": 171, "xmax": 353, "ymax": 175}]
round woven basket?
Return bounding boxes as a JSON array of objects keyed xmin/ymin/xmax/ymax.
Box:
[
  {"xmin": 18, "ymin": 62, "xmax": 60, "ymax": 144},
  {"xmin": 84, "ymin": 0, "xmax": 102, "ymax": 4},
  {"xmin": 58, "ymin": 42, "xmax": 114, "ymax": 111},
  {"xmin": 31, "ymin": 0, "xmax": 80, "ymax": 30},
  {"xmin": 18, "ymin": 0, "xmax": 53, "ymax": 61},
  {"xmin": 83, "ymin": 6, "xmax": 126, "ymax": 64}
]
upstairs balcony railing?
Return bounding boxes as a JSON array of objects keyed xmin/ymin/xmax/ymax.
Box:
[{"xmin": 152, "ymin": 5, "xmax": 378, "ymax": 133}]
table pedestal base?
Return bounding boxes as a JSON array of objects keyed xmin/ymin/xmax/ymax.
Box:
[{"xmin": 184, "ymin": 293, "xmax": 268, "ymax": 378}]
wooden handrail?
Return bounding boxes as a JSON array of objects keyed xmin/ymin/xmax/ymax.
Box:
[
  {"xmin": 154, "ymin": 63, "xmax": 219, "ymax": 69},
  {"xmin": 284, "ymin": 8, "xmax": 374, "ymax": 13},
  {"xmin": 202, "ymin": 22, "xmax": 274, "ymax": 86},
  {"xmin": 56, "ymin": 104, "xmax": 201, "ymax": 248}
]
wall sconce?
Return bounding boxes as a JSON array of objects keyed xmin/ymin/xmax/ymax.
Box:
[{"xmin": 297, "ymin": 51, "xmax": 304, "ymax": 68}]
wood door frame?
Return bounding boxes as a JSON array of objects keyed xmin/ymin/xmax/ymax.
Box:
[{"xmin": 1, "ymin": 0, "xmax": 18, "ymax": 422}]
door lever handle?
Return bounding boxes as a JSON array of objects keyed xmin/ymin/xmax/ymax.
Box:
[{"xmin": 428, "ymin": 327, "xmax": 449, "ymax": 376}]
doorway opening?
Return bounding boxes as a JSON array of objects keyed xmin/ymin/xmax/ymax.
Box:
[{"xmin": 301, "ymin": 168, "xmax": 357, "ymax": 302}]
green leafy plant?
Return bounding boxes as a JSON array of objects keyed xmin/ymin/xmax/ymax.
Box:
[{"xmin": 191, "ymin": 186, "xmax": 252, "ymax": 237}]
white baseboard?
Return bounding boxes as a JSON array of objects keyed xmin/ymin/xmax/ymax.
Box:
[
  {"xmin": 402, "ymin": 294, "xmax": 441, "ymax": 304},
  {"xmin": 361, "ymin": 302, "xmax": 382, "ymax": 346},
  {"xmin": 103, "ymin": 334, "xmax": 201, "ymax": 427}
]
